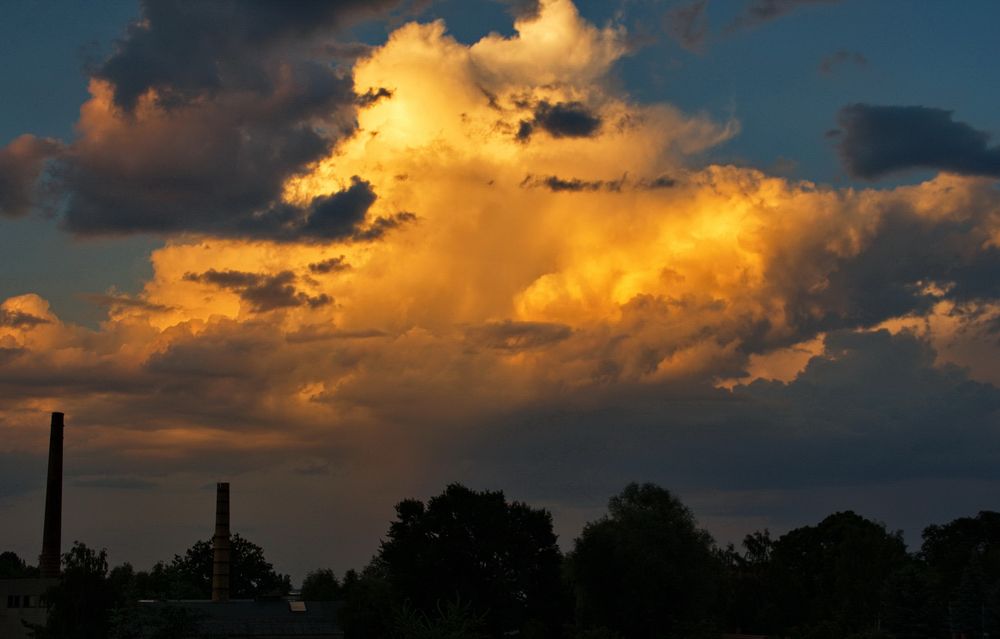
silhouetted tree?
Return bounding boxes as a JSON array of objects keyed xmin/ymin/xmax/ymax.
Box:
[
  {"xmin": 132, "ymin": 533, "xmax": 291, "ymax": 600},
  {"xmin": 879, "ymin": 560, "xmax": 940, "ymax": 639},
  {"xmin": 765, "ymin": 511, "xmax": 908, "ymax": 637},
  {"xmin": 721, "ymin": 530, "xmax": 777, "ymax": 634},
  {"xmin": 31, "ymin": 542, "xmax": 120, "ymax": 639},
  {"xmin": 566, "ymin": 483, "xmax": 721, "ymax": 639},
  {"xmin": 376, "ymin": 483, "xmax": 566, "ymax": 638},
  {"xmin": 340, "ymin": 566, "xmax": 395, "ymax": 639},
  {"xmin": 301, "ymin": 568, "xmax": 341, "ymax": 601},
  {"xmin": 921, "ymin": 510, "xmax": 1000, "ymax": 637},
  {"xmin": 0, "ymin": 550, "xmax": 38, "ymax": 578}
]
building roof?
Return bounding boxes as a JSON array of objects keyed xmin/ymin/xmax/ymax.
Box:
[{"xmin": 138, "ymin": 599, "xmax": 342, "ymax": 638}]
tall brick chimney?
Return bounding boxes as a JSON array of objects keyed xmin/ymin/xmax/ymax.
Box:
[
  {"xmin": 212, "ymin": 482, "xmax": 231, "ymax": 602},
  {"xmin": 39, "ymin": 412, "xmax": 64, "ymax": 579}
]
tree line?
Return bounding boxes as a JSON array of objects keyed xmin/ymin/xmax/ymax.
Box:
[{"xmin": 3, "ymin": 482, "xmax": 999, "ymax": 638}]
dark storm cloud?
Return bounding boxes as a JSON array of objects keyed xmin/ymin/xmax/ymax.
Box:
[
  {"xmin": 835, "ymin": 104, "xmax": 1000, "ymax": 180},
  {"xmin": 349, "ymin": 211, "xmax": 417, "ymax": 241},
  {"xmin": 467, "ymin": 329, "xmax": 1000, "ymax": 504},
  {"xmin": 517, "ymin": 101, "xmax": 602, "ymax": 142},
  {"xmin": 664, "ymin": 0, "xmax": 709, "ymax": 52},
  {"xmin": 729, "ymin": 0, "xmax": 843, "ymax": 31},
  {"xmin": 520, "ymin": 174, "xmax": 624, "ymax": 192},
  {"xmin": 0, "ymin": 135, "xmax": 62, "ymax": 218},
  {"xmin": 80, "ymin": 293, "xmax": 172, "ymax": 313},
  {"xmin": 9, "ymin": 0, "xmax": 414, "ymax": 240},
  {"xmin": 0, "ymin": 308, "xmax": 50, "ymax": 328},
  {"xmin": 184, "ymin": 269, "xmax": 331, "ymax": 312},
  {"xmin": 819, "ymin": 49, "xmax": 868, "ymax": 75},
  {"xmin": 466, "ymin": 320, "xmax": 572, "ymax": 351},
  {"xmin": 95, "ymin": 0, "xmax": 403, "ymax": 112},
  {"xmin": 761, "ymin": 202, "xmax": 1000, "ymax": 350},
  {"xmin": 0, "ymin": 347, "xmax": 26, "ymax": 366},
  {"xmin": 309, "ymin": 256, "xmax": 352, "ymax": 274},
  {"xmin": 356, "ymin": 87, "xmax": 394, "ymax": 107},
  {"xmin": 520, "ymin": 174, "xmax": 673, "ymax": 192}
]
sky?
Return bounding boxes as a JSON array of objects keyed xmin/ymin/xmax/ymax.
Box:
[{"xmin": 2, "ymin": 0, "xmax": 1000, "ymax": 583}]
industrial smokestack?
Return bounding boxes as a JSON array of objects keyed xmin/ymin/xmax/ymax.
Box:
[
  {"xmin": 212, "ymin": 482, "xmax": 231, "ymax": 602},
  {"xmin": 39, "ymin": 412, "xmax": 64, "ymax": 579}
]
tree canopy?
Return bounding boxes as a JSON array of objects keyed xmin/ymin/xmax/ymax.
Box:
[
  {"xmin": 566, "ymin": 482, "xmax": 722, "ymax": 639},
  {"xmin": 376, "ymin": 483, "xmax": 565, "ymax": 638}
]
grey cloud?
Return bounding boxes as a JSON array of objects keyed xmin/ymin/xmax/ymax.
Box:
[
  {"xmin": 80, "ymin": 293, "xmax": 172, "ymax": 312},
  {"xmin": 14, "ymin": 0, "xmax": 413, "ymax": 240},
  {"xmin": 466, "ymin": 329, "xmax": 1000, "ymax": 505},
  {"xmin": 466, "ymin": 320, "xmax": 572, "ymax": 351},
  {"xmin": 285, "ymin": 327, "xmax": 387, "ymax": 343},
  {"xmin": 309, "ymin": 256, "xmax": 352, "ymax": 275},
  {"xmin": 349, "ymin": 211, "xmax": 417, "ymax": 241},
  {"xmin": 665, "ymin": 0, "xmax": 709, "ymax": 52},
  {"xmin": 760, "ymin": 201, "xmax": 1000, "ymax": 350},
  {"xmin": 729, "ymin": 0, "xmax": 843, "ymax": 31},
  {"xmin": 520, "ymin": 174, "xmax": 674, "ymax": 192},
  {"xmin": 356, "ymin": 87, "xmax": 393, "ymax": 108},
  {"xmin": 184, "ymin": 269, "xmax": 331, "ymax": 312},
  {"xmin": 819, "ymin": 49, "xmax": 868, "ymax": 75},
  {"xmin": 496, "ymin": 0, "xmax": 542, "ymax": 20},
  {"xmin": 0, "ymin": 347, "xmax": 26, "ymax": 366},
  {"xmin": 0, "ymin": 308, "xmax": 50, "ymax": 328},
  {"xmin": 520, "ymin": 174, "xmax": 624, "ymax": 193},
  {"xmin": 517, "ymin": 101, "xmax": 602, "ymax": 142},
  {"xmin": 96, "ymin": 0, "xmax": 404, "ymax": 112},
  {"xmin": 835, "ymin": 104, "xmax": 1000, "ymax": 180},
  {"xmin": 0, "ymin": 135, "xmax": 62, "ymax": 218}
]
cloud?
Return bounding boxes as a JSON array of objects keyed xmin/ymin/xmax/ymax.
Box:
[
  {"xmin": 520, "ymin": 174, "xmax": 624, "ymax": 192},
  {"xmin": 80, "ymin": 292, "xmax": 172, "ymax": 313},
  {"xmin": 309, "ymin": 256, "xmax": 352, "ymax": 275},
  {"xmin": 95, "ymin": 0, "xmax": 404, "ymax": 112},
  {"xmin": 728, "ymin": 0, "xmax": 843, "ymax": 31},
  {"xmin": 664, "ymin": 0, "xmax": 709, "ymax": 52},
  {"xmin": 183, "ymin": 269, "xmax": 331, "ymax": 312},
  {"xmin": 466, "ymin": 320, "xmax": 572, "ymax": 351},
  {"xmin": 819, "ymin": 49, "xmax": 868, "ymax": 75},
  {"xmin": 3, "ymin": 0, "xmax": 1000, "ymax": 576},
  {"xmin": 517, "ymin": 100, "xmax": 603, "ymax": 141},
  {"xmin": 0, "ymin": 135, "xmax": 62, "ymax": 218},
  {"xmin": 0, "ymin": 308, "xmax": 50, "ymax": 328},
  {"xmin": 4, "ymin": 0, "xmax": 419, "ymax": 240},
  {"xmin": 835, "ymin": 104, "xmax": 1000, "ymax": 180}
]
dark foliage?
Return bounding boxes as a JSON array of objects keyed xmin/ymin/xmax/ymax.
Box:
[
  {"xmin": 301, "ymin": 568, "xmax": 341, "ymax": 601},
  {"xmin": 566, "ymin": 483, "xmax": 722, "ymax": 639},
  {"xmin": 376, "ymin": 483, "xmax": 566, "ymax": 638}
]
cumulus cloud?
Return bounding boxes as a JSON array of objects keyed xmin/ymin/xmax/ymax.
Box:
[
  {"xmin": 6, "ymin": 0, "xmax": 417, "ymax": 240},
  {"xmin": 516, "ymin": 100, "xmax": 603, "ymax": 141},
  {"xmin": 0, "ymin": 135, "xmax": 62, "ymax": 218},
  {"xmin": 3, "ymin": 0, "xmax": 1000, "ymax": 576},
  {"xmin": 183, "ymin": 269, "xmax": 332, "ymax": 312},
  {"xmin": 835, "ymin": 104, "xmax": 1000, "ymax": 180}
]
